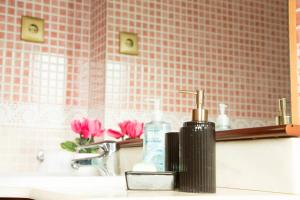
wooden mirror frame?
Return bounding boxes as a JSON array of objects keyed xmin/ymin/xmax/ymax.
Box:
[{"xmin": 287, "ymin": 0, "xmax": 300, "ymax": 134}]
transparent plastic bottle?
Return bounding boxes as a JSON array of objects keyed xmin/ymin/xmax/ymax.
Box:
[
  {"xmin": 143, "ymin": 99, "xmax": 171, "ymax": 171},
  {"xmin": 216, "ymin": 103, "xmax": 231, "ymax": 131}
]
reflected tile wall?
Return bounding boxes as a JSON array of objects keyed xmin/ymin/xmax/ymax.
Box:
[
  {"xmin": 0, "ymin": 0, "xmax": 290, "ymax": 126},
  {"xmin": 105, "ymin": 0, "xmax": 290, "ymax": 120}
]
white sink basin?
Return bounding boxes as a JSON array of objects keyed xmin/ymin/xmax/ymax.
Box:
[
  {"xmin": 0, "ymin": 176, "xmax": 126, "ymax": 200},
  {"xmin": 0, "ymin": 176, "xmax": 298, "ymax": 200}
]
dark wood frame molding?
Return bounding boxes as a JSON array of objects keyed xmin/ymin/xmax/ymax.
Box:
[{"xmin": 118, "ymin": 125, "xmax": 300, "ymax": 148}]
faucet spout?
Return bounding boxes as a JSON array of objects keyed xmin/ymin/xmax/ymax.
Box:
[{"xmin": 70, "ymin": 140, "xmax": 120, "ymax": 176}]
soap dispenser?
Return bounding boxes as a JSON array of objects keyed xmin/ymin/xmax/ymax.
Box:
[
  {"xmin": 143, "ymin": 99, "xmax": 171, "ymax": 171},
  {"xmin": 275, "ymin": 98, "xmax": 292, "ymax": 125},
  {"xmin": 178, "ymin": 90, "xmax": 216, "ymax": 193},
  {"xmin": 216, "ymin": 103, "xmax": 231, "ymax": 131}
]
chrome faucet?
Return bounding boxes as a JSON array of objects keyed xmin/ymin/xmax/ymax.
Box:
[{"xmin": 71, "ymin": 140, "xmax": 120, "ymax": 176}]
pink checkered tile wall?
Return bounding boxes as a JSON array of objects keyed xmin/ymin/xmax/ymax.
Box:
[
  {"xmin": 105, "ymin": 0, "xmax": 290, "ymax": 119},
  {"xmin": 0, "ymin": 0, "xmax": 95, "ymax": 174},
  {"xmin": 89, "ymin": 0, "xmax": 106, "ymax": 119},
  {"xmin": 0, "ymin": 0, "xmax": 91, "ymax": 108}
]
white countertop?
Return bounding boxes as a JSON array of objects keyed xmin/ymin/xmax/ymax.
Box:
[{"xmin": 0, "ymin": 176, "xmax": 299, "ymax": 200}]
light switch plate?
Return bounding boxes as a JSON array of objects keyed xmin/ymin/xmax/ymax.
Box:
[
  {"xmin": 21, "ymin": 16, "xmax": 45, "ymax": 43},
  {"xmin": 119, "ymin": 32, "xmax": 138, "ymax": 55}
]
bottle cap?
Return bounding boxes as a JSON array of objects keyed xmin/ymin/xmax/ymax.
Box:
[
  {"xmin": 179, "ymin": 89, "xmax": 208, "ymax": 121},
  {"xmin": 148, "ymin": 98, "xmax": 163, "ymax": 121},
  {"xmin": 219, "ymin": 103, "xmax": 227, "ymax": 115}
]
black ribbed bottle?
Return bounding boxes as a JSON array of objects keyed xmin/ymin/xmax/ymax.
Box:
[
  {"xmin": 179, "ymin": 121, "xmax": 216, "ymax": 193},
  {"xmin": 165, "ymin": 132, "xmax": 179, "ymax": 172},
  {"xmin": 165, "ymin": 132, "xmax": 179, "ymax": 188}
]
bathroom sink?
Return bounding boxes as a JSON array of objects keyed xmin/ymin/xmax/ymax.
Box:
[
  {"xmin": 0, "ymin": 176, "xmax": 298, "ymax": 200},
  {"xmin": 0, "ymin": 176, "xmax": 126, "ymax": 200},
  {"xmin": 36, "ymin": 150, "xmax": 101, "ymax": 176}
]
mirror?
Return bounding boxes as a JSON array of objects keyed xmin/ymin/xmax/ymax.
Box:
[
  {"xmin": 102, "ymin": 0, "xmax": 292, "ymax": 130},
  {"xmin": 0, "ymin": 0, "xmax": 292, "ymax": 131}
]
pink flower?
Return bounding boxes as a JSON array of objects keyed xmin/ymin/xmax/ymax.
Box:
[
  {"xmin": 71, "ymin": 120, "xmax": 82, "ymax": 134},
  {"xmin": 108, "ymin": 120, "xmax": 144, "ymax": 139},
  {"xmin": 70, "ymin": 118, "xmax": 105, "ymax": 139},
  {"xmin": 127, "ymin": 121, "xmax": 144, "ymax": 138},
  {"xmin": 88, "ymin": 119, "xmax": 105, "ymax": 137}
]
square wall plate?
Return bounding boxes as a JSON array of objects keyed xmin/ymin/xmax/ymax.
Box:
[
  {"xmin": 21, "ymin": 16, "xmax": 45, "ymax": 43},
  {"xmin": 119, "ymin": 32, "xmax": 138, "ymax": 55}
]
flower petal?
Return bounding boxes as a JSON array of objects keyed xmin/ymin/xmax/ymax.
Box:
[
  {"xmin": 127, "ymin": 122, "xmax": 136, "ymax": 138},
  {"xmin": 80, "ymin": 118, "xmax": 90, "ymax": 138},
  {"xmin": 107, "ymin": 129, "xmax": 124, "ymax": 139},
  {"xmin": 118, "ymin": 120, "xmax": 130, "ymax": 135},
  {"xmin": 88, "ymin": 119, "xmax": 104, "ymax": 137},
  {"xmin": 71, "ymin": 120, "xmax": 82, "ymax": 134},
  {"xmin": 93, "ymin": 129, "xmax": 105, "ymax": 137},
  {"xmin": 136, "ymin": 122, "xmax": 144, "ymax": 138}
]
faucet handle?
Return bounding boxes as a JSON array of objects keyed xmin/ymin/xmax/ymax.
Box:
[
  {"xmin": 76, "ymin": 140, "xmax": 118, "ymax": 154},
  {"xmin": 36, "ymin": 149, "xmax": 45, "ymax": 163},
  {"xmin": 88, "ymin": 140, "xmax": 117, "ymax": 146}
]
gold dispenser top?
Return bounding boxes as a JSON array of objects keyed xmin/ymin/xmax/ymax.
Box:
[
  {"xmin": 276, "ymin": 98, "xmax": 292, "ymax": 125},
  {"xmin": 179, "ymin": 89, "xmax": 208, "ymax": 122}
]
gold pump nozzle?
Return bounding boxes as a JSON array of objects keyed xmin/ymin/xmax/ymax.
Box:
[
  {"xmin": 275, "ymin": 98, "xmax": 292, "ymax": 125},
  {"xmin": 179, "ymin": 89, "xmax": 208, "ymax": 122}
]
